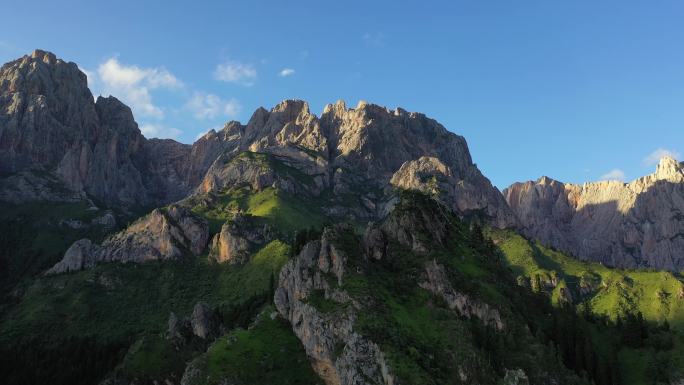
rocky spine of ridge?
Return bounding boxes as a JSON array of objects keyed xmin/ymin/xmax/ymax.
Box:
[
  {"xmin": 275, "ymin": 197, "xmax": 506, "ymax": 385},
  {"xmin": 504, "ymin": 156, "xmax": 684, "ymax": 271},
  {"xmin": 275, "ymin": 229, "xmax": 396, "ymax": 385}
]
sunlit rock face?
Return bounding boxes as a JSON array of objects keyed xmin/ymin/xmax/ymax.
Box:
[
  {"xmin": 0, "ymin": 50, "xmax": 194, "ymax": 207},
  {"xmin": 194, "ymin": 98, "xmax": 516, "ymax": 227},
  {"xmin": 504, "ymin": 157, "xmax": 684, "ymax": 271}
]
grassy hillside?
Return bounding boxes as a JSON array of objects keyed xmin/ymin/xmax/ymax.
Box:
[
  {"xmin": 0, "ymin": 200, "xmax": 115, "ymax": 296},
  {"xmin": 190, "ymin": 187, "xmax": 327, "ymax": 235},
  {"xmin": 0, "ymin": 179, "xmax": 331, "ymax": 385},
  {"xmin": 303, "ymin": 193, "xmax": 605, "ymax": 385},
  {"xmin": 184, "ymin": 305, "xmax": 321, "ymax": 385},
  {"xmin": 493, "ymin": 229, "xmax": 684, "ymax": 385},
  {"xmin": 0, "ymin": 240, "xmax": 293, "ymax": 385},
  {"xmin": 3, "ymin": 177, "xmax": 684, "ymax": 385}
]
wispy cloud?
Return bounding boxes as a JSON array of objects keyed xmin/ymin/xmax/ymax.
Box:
[
  {"xmin": 214, "ymin": 60, "xmax": 257, "ymax": 86},
  {"xmin": 186, "ymin": 92, "xmax": 241, "ymax": 120},
  {"xmin": 598, "ymin": 169, "xmax": 626, "ymax": 182},
  {"xmin": 643, "ymin": 148, "xmax": 681, "ymax": 166},
  {"xmin": 139, "ymin": 123, "xmax": 182, "ymax": 139},
  {"xmin": 278, "ymin": 68, "xmax": 295, "ymax": 77},
  {"xmin": 363, "ymin": 32, "xmax": 386, "ymax": 47},
  {"xmin": 96, "ymin": 57, "xmax": 181, "ymax": 119}
]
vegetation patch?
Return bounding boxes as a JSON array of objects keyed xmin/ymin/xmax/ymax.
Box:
[{"xmin": 188, "ymin": 305, "xmax": 321, "ymax": 385}]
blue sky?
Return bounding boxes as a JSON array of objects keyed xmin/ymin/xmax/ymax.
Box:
[{"xmin": 2, "ymin": 0, "xmax": 683, "ymax": 189}]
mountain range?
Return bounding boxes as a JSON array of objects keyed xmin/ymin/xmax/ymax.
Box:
[{"xmin": 2, "ymin": 50, "xmax": 684, "ymax": 385}]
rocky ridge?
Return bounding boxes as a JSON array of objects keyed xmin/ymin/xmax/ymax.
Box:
[
  {"xmin": 193, "ymin": 99, "xmax": 515, "ymax": 226},
  {"xmin": 46, "ymin": 205, "xmax": 209, "ymax": 274},
  {"xmin": 504, "ymin": 156, "xmax": 684, "ymax": 270},
  {"xmin": 275, "ymin": 195, "xmax": 509, "ymax": 385},
  {"xmin": 275, "ymin": 230, "xmax": 396, "ymax": 385},
  {"xmin": 1, "ymin": 51, "xmax": 513, "ymax": 223}
]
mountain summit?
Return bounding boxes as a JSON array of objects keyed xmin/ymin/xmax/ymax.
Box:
[{"xmin": 0, "ymin": 49, "xmax": 193, "ymax": 207}]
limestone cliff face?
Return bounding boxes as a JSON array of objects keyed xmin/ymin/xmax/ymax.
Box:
[
  {"xmin": 322, "ymin": 101, "xmax": 515, "ymax": 228},
  {"xmin": 0, "ymin": 50, "xmax": 193, "ymax": 207},
  {"xmin": 504, "ymin": 157, "xmax": 684, "ymax": 271}
]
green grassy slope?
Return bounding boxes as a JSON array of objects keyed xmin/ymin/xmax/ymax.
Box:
[
  {"xmin": 191, "ymin": 187, "xmax": 327, "ymax": 235},
  {"xmin": 0, "ymin": 167, "xmax": 332, "ymax": 385},
  {"xmin": 493, "ymin": 229, "xmax": 684, "ymax": 385},
  {"xmin": 311, "ymin": 193, "xmax": 599, "ymax": 385},
  {"xmin": 0, "ymin": 240, "xmax": 291, "ymax": 385},
  {"xmin": 184, "ymin": 305, "xmax": 321, "ymax": 385},
  {"xmin": 0, "ymin": 200, "xmax": 114, "ymax": 296}
]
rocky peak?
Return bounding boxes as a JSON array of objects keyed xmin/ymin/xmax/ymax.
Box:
[
  {"xmin": 322, "ymin": 99, "xmax": 347, "ymax": 115},
  {"xmin": 1, "ymin": 49, "xmax": 88, "ymax": 95},
  {"xmin": 0, "ymin": 50, "xmax": 197, "ymax": 208},
  {"xmin": 245, "ymin": 99, "xmax": 327, "ymax": 155},
  {"xmin": 653, "ymin": 156, "xmax": 684, "ymax": 182},
  {"xmin": 30, "ymin": 49, "xmax": 58, "ymax": 63}
]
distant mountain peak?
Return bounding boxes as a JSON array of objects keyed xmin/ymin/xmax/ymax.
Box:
[
  {"xmin": 654, "ymin": 155, "xmax": 684, "ymax": 181},
  {"xmin": 505, "ymin": 154, "xmax": 684, "ymax": 271}
]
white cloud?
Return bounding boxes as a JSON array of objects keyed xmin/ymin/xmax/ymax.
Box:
[
  {"xmin": 96, "ymin": 57, "xmax": 181, "ymax": 119},
  {"xmin": 643, "ymin": 148, "xmax": 681, "ymax": 166},
  {"xmin": 139, "ymin": 123, "xmax": 182, "ymax": 139},
  {"xmin": 279, "ymin": 68, "xmax": 295, "ymax": 77},
  {"xmin": 213, "ymin": 60, "xmax": 257, "ymax": 86},
  {"xmin": 598, "ymin": 169, "xmax": 626, "ymax": 182},
  {"xmin": 186, "ymin": 92, "xmax": 241, "ymax": 120}
]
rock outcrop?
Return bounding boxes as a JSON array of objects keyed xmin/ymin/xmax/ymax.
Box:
[
  {"xmin": 504, "ymin": 156, "xmax": 684, "ymax": 271},
  {"xmin": 275, "ymin": 235, "xmax": 396, "ymax": 385},
  {"xmin": 167, "ymin": 302, "xmax": 222, "ymax": 344},
  {"xmin": 276, "ymin": 198, "xmax": 506, "ymax": 385},
  {"xmin": 190, "ymin": 302, "xmax": 221, "ymax": 340},
  {"xmin": 420, "ymin": 259, "xmax": 505, "ymax": 330},
  {"xmin": 47, "ymin": 205, "xmax": 209, "ymax": 274},
  {"xmin": 209, "ymin": 215, "xmax": 271, "ymax": 264}
]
